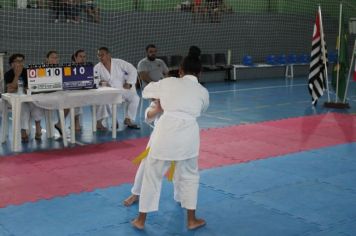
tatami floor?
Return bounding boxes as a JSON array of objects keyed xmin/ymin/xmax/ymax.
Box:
[{"xmin": 1, "ymin": 76, "xmax": 356, "ymax": 235}]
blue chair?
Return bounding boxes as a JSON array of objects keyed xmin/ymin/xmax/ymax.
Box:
[
  {"xmin": 242, "ymin": 55, "xmax": 253, "ymax": 66},
  {"xmin": 297, "ymin": 54, "xmax": 310, "ymax": 64},
  {"xmin": 277, "ymin": 54, "xmax": 287, "ymax": 64},
  {"xmin": 287, "ymin": 54, "xmax": 297, "ymax": 64},
  {"xmin": 266, "ymin": 55, "xmax": 277, "ymax": 65},
  {"xmin": 328, "ymin": 51, "xmax": 338, "ymax": 64}
]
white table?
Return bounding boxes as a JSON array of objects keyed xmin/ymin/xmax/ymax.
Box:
[{"xmin": 1, "ymin": 87, "xmax": 123, "ymax": 152}]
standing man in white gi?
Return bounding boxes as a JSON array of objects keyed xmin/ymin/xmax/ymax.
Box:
[
  {"xmin": 132, "ymin": 56, "xmax": 209, "ymax": 230},
  {"xmin": 94, "ymin": 47, "xmax": 140, "ymax": 129},
  {"xmin": 137, "ymin": 44, "xmax": 169, "ymax": 88}
]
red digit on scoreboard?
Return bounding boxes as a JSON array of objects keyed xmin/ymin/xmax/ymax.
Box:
[{"xmin": 28, "ymin": 69, "xmax": 36, "ymax": 78}]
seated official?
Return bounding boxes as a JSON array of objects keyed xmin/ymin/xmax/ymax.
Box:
[
  {"xmin": 4, "ymin": 54, "xmax": 44, "ymax": 142},
  {"xmin": 137, "ymin": 44, "xmax": 169, "ymax": 88},
  {"xmin": 94, "ymin": 47, "xmax": 140, "ymax": 129}
]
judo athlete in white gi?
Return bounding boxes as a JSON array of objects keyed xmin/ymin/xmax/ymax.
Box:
[
  {"xmin": 123, "ymin": 100, "xmax": 163, "ymax": 206},
  {"xmin": 94, "ymin": 47, "xmax": 140, "ymax": 129},
  {"xmin": 132, "ymin": 56, "xmax": 209, "ymax": 230}
]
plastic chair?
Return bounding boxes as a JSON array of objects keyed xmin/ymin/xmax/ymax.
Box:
[
  {"xmin": 169, "ymin": 55, "xmax": 183, "ymax": 71},
  {"xmin": 214, "ymin": 53, "xmax": 227, "ymax": 66},
  {"xmin": 168, "ymin": 55, "xmax": 183, "ymax": 77},
  {"xmin": 242, "ymin": 55, "xmax": 254, "ymax": 66},
  {"xmin": 215, "ymin": 53, "xmax": 232, "ymax": 68},
  {"xmin": 266, "ymin": 55, "xmax": 277, "ymax": 65},
  {"xmin": 157, "ymin": 56, "xmax": 169, "ymax": 67},
  {"xmin": 328, "ymin": 51, "xmax": 337, "ymax": 64},
  {"xmin": 297, "ymin": 54, "xmax": 310, "ymax": 64},
  {"xmin": 213, "ymin": 53, "xmax": 232, "ymax": 80},
  {"xmin": 201, "ymin": 54, "xmax": 217, "ymax": 70},
  {"xmin": 277, "ymin": 54, "xmax": 287, "ymax": 64},
  {"xmin": 287, "ymin": 54, "xmax": 297, "ymax": 64}
]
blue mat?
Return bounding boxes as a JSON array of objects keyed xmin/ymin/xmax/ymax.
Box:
[{"xmin": 0, "ymin": 143, "xmax": 356, "ymax": 235}]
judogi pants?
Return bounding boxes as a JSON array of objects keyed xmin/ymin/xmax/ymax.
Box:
[
  {"xmin": 21, "ymin": 103, "xmax": 44, "ymax": 130},
  {"xmin": 131, "ymin": 158, "xmax": 180, "ymax": 198},
  {"xmin": 96, "ymin": 89, "xmax": 139, "ymax": 121},
  {"xmin": 131, "ymin": 158, "xmax": 146, "ymax": 196},
  {"xmin": 139, "ymin": 156, "xmax": 199, "ymax": 213}
]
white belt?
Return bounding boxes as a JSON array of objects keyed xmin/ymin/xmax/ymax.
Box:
[{"xmin": 164, "ymin": 111, "xmax": 196, "ymax": 120}]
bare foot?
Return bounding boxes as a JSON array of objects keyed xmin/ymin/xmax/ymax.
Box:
[
  {"xmin": 123, "ymin": 194, "xmax": 138, "ymax": 207},
  {"xmin": 188, "ymin": 218, "xmax": 206, "ymax": 230},
  {"xmin": 131, "ymin": 218, "xmax": 145, "ymax": 230}
]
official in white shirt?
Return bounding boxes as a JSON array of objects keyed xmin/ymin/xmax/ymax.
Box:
[
  {"xmin": 94, "ymin": 47, "xmax": 140, "ymax": 129},
  {"xmin": 132, "ymin": 56, "xmax": 209, "ymax": 230}
]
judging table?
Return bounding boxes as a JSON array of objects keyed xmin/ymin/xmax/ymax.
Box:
[{"xmin": 1, "ymin": 87, "xmax": 123, "ymax": 152}]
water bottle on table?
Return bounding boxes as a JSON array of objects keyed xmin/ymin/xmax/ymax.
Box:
[{"xmin": 17, "ymin": 77, "xmax": 24, "ymax": 95}]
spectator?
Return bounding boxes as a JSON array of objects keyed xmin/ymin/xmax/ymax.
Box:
[
  {"xmin": 192, "ymin": 0, "xmax": 206, "ymax": 23},
  {"xmin": 206, "ymin": 0, "xmax": 223, "ymax": 23},
  {"xmin": 176, "ymin": 1, "xmax": 192, "ymax": 11},
  {"xmin": 82, "ymin": 0, "xmax": 99, "ymax": 23},
  {"xmin": 67, "ymin": 0, "xmax": 81, "ymax": 24},
  {"xmin": 4, "ymin": 54, "xmax": 44, "ymax": 142},
  {"xmin": 94, "ymin": 47, "xmax": 140, "ymax": 129},
  {"xmin": 137, "ymin": 44, "xmax": 169, "ymax": 89},
  {"xmin": 17, "ymin": 0, "xmax": 27, "ymax": 9},
  {"xmin": 52, "ymin": 0, "xmax": 68, "ymax": 23}
]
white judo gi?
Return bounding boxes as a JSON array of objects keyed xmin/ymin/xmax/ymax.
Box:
[
  {"xmin": 21, "ymin": 103, "xmax": 44, "ymax": 130},
  {"xmin": 139, "ymin": 75, "xmax": 209, "ymax": 213},
  {"xmin": 131, "ymin": 101, "xmax": 162, "ymax": 196},
  {"xmin": 94, "ymin": 58, "xmax": 140, "ymax": 121}
]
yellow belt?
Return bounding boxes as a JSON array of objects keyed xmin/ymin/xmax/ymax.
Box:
[{"xmin": 132, "ymin": 147, "xmax": 175, "ymax": 181}]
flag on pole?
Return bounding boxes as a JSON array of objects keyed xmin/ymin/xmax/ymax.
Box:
[
  {"xmin": 308, "ymin": 7, "xmax": 328, "ymax": 105},
  {"xmin": 331, "ymin": 6, "xmax": 348, "ymax": 102}
]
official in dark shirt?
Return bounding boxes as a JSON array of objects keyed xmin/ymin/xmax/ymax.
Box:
[{"xmin": 4, "ymin": 54, "xmax": 44, "ymax": 142}]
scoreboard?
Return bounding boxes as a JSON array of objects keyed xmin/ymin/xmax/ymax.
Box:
[
  {"xmin": 62, "ymin": 64, "xmax": 96, "ymax": 90},
  {"xmin": 27, "ymin": 65, "xmax": 63, "ymax": 94},
  {"xmin": 26, "ymin": 63, "xmax": 98, "ymax": 94}
]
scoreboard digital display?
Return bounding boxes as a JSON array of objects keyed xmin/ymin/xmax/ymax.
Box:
[{"xmin": 62, "ymin": 64, "xmax": 96, "ymax": 90}]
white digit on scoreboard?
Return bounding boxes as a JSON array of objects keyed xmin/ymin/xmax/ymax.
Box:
[
  {"xmin": 73, "ymin": 66, "xmax": 85, "ymax": 75},
  {"xmin": 79, "ymin": 66, "xmax": 85, "ymax": 75}
]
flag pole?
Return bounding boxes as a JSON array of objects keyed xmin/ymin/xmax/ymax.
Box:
[
  {"xmin": 318, "ymin": 5, "xmax": 330, "ymax": 102},
  {"xmin": 342, "ymin": 39, "xmax": 356, "ymax": 103},
  {"xmin": 335, "ymin": 2, "xmax": 343, "ymax": 103}
]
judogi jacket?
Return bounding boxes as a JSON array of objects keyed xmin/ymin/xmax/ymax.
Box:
[
  {"xmin": 94, "ymin": 58, "xmax": 137, "ymax": 88},
  {"xmin": 142, "ymin": 75, "xmax": 209, "ymax": 161}
]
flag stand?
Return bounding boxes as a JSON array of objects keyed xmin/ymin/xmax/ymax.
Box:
[
  {"xmin": 324, "ymin": 101, "xmax": 350, "ymax": 108},
  {"xmin": 324, "ymin": 3, "xmax": 350, "ymax": 109}
]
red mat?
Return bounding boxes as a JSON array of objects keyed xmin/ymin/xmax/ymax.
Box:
[{"xmin": 1, "ymin": 113, "xmax": 355, "ymax": 207}]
